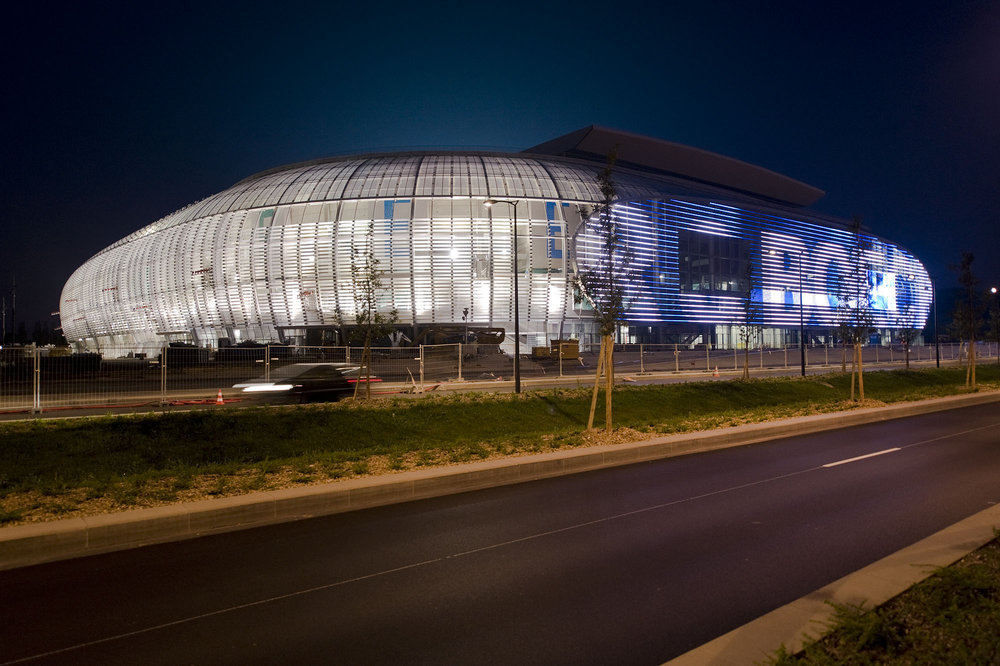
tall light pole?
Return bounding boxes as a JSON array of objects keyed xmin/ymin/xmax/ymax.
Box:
[
  {"xmin": 10, "ymin": 273, "xmax": 15, "ymax": 344},
  {"xmin": 991, "ymin": 286, "xmax": 998, "ymax": 365},
  {"xmin": 483, "ymin": 198, "xmax": 521, "ymax": 393},
  {"xmin": 933, "ymin": 277, "xmax": 940, "ymax": 368},
  {"xmin": 797, "ymin": 255, "xmax": 806, "ymax": 377}
]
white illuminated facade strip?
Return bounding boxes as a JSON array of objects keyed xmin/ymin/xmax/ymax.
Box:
[{"xmin": 60, "ymin": 148, "xmax": 931, "ymax": 352}]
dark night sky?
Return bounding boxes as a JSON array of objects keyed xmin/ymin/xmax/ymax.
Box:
[{"xmin": 2, "ymin": 1, "xmax": 998, "ymax": 333}]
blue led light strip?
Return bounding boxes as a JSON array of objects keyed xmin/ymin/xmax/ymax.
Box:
[{"xmin": 575, "ymin": 199, "xmax": 932, "ymax": 329}]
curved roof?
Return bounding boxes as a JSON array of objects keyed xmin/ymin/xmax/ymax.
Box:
[
  {"xmin": 100, "ymin": 152, "xmax": 750, "ymax": 255},
  {"xmin": 526, "ymin": 126, "xmax": 825, "ymax": 207},
  {"xmin": 98, "ymin": 129, "xmax": 828, "ymax": 260}
]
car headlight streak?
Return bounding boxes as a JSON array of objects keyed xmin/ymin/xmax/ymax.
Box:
[{"xmin": 242, "ymin": 384, "xmax": 294, "ymax": 392}]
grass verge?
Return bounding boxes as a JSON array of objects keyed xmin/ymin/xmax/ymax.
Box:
[
  {"xmin": 1, "ymin": 365, "xmax": 998, "ymax": 525},
  {"xmin": 765, "ymin": 535, "xmax": 1000, "ymax": 664}
]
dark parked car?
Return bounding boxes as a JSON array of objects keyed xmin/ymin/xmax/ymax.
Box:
[{"xmin": 233, "ymin": 363, "xmax": 380, "ymax": 402}]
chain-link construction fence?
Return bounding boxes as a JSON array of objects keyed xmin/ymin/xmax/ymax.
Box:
[{"xmin": 1, "ymin": 341, "xmax": 996, "ymax": 415}]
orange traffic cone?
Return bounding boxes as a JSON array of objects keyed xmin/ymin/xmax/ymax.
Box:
[
  {"xmin": 713, "ymin": 366, "xmax": 719, "ymax": 377},
  {"xmin": 216, "ymin": 389, "xmax": 224, "ymax": 405}
]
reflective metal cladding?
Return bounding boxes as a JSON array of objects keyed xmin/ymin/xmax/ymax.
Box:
[{"xmin": 59, "ymin": 127, "xmax": 931, "ymax": 351}]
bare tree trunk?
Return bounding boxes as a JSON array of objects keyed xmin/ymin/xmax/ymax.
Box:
[
  {"xmin": 588, "ymin": 337, "xmax": 606, "ymax": 430},
  {"xmin": 364, "ymin": 342, "xmax": 372, "ymax": 399},
  {"xmin": 354, "ymin": 332, "xmax": 373, "ymax": 399},
  {"xmin": 604, "ymin": 335, "xmax": 613, "ymax": 433},
  {"xmin": 856, "ymin": 343, "xmax": 865, "ymax": 401},
  {"xmin": 742, "ymin": 346, "xmax": 750, "ymax": 381},
  {"xmin": 970, "ymin": 339, "xmax": 977, "ymax": 389},
  {"xmin": 850, "ymin": 343, "xmax": 857, "ymax": 401},
  {"xmin": 964, "ymin": 341, "xmax": 970, "ymax": 385}
]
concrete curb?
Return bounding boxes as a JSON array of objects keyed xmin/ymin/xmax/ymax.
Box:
[
  {"xmin": 2, "ymin": 390, "xmax": 998, "ymax": 571},
  {"xmin": 666, "ymin": 502, "xmax": 1000, "ymax": 665}
]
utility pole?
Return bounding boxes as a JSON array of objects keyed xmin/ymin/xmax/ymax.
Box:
[
  {"xmin": 797, "ymin": 254, "xmax": 806, "ymax": 377},
  {"xmin": 482, "ymin": 198, "xmax": 522, "ymax": 393},
  {"xmin": 933, "ymin": 277, "xmax": 940, "ymax": 367},
  {"xmin": 992, "ymin": 286, "xmax": 999, "ymax": 365}
]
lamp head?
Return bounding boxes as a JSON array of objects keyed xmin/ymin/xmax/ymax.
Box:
[{"xmin": 483, "ymin": 199, "xmax": 497, "ymax": 207}]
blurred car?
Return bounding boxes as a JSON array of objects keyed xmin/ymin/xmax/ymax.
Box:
[{"xmin": 232, "ymin": 363, "xmax": 380, "ymax": 402}]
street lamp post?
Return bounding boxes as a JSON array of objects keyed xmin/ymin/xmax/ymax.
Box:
[
  {"xmin": 797, "ymin": 256, "xmax": 806, "ymax": 377},
  {"xmin": 991, "ymin": 286, "xmax": 998, "ymax": 365},
  {"xmin": 933, "ymin": 277, "xmax": 940, "ymax": 368},
  {"xmin": 769, "ymin": 249, "xmax": 806, "ymax": 376},
  {"xmin": 922, "ymin": 275, "xmax": 943, "ymax": 368},
  {"xmin": 483, "ymin": 198, "xmax": 521, "ymax": 393}
]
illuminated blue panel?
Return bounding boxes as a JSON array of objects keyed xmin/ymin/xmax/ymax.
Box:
[{"xmin": 574, "ymin": 198, "xmax": 932, "ymax": 329}]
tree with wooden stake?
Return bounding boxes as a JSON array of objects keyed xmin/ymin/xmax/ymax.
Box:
[
  {"xmin": 336, "ymin": 220, "xmax": 398, "ymax": 399},
  {"xmin": 576, "ymin": 150, "xmax": 633, "ymax": 432},
  {"xmin": 836, "ymin": 216, "xmax": 875, "ymax": 401},
  {"xmin": 951, "ymin": 251, "xmax": 983, "ymax": 389}
]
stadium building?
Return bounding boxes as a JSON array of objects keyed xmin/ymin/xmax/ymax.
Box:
[{"xmin": 59, "ymin": 126, "xmax": 932, "ymax": 352}]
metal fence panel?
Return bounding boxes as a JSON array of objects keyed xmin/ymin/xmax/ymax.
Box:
[
  {"xmin": 0, "ymin": 347, "xmax": 34, "ymax": 412},
  {"xmin": 0, "ymin": 340, "xmax": 994, "ymax": 415}
]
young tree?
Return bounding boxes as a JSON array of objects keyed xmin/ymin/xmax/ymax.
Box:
[
  {"xmin": 336, "ymin": 220, "xmax": 398, "ymax": 399},
  {"xmin": 837, "ymin": 216, "xmax": 875, "ymax": 401},
  {"xmin": 837, "ymin": 319, "xmax": 850, "ymax": 373},
  {"xmin": 738, "ymin": 260, "xmax": 764, "ymax": 381},
  {"xmin": 576, "ymin": 149, "xmax": 633, "ymax": 431},
  {"xmin": 894, "ymin": 303, "xmax": 922, "ymax": 371},
  {"xmin": 895, "ymin": 324, "xmax": 920, "ymax": 371},
  {"xmin": 951, "ymin": 251, "xmax": 983, "ymax": 388}
]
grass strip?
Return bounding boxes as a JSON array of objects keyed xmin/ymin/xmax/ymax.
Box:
[
  {"xmin": 766, "ymin": 536, "xmax": 1000, "ymax": 664},
  {"xmin": 1, "ymin": 366, "xmax": 998, "ymax": 524}
]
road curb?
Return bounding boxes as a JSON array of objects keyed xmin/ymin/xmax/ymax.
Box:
[
  {"xmin": 666, "ymin": 502, "xmax": 1000, "ymax": 665},
  {"xmin": 2, "ymin": 390, "xmax": 999, "ymax": 571}
]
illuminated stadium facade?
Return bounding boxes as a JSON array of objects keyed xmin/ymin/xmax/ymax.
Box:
[{"xmin": 59, "ymin": 126, "xmax": 932, "ymax": 352}]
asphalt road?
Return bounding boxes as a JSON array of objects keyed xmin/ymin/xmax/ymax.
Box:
[{"xmin": 2, "ymin": 403, "xmax": 999, "ymax": 665}]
